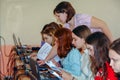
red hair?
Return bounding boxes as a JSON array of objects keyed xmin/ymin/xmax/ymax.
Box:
[{"xmin": 54, "ymin": 28, "xmax": 73, "ymax": 58}]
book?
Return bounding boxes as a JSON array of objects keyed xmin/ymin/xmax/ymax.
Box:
[
  {"xmin": 37, "ymin": 42, "xmax": 52, "ymax": 60},
  {"xmin": 37, "ymin": 42, "xmax": 63, "ymax": 79},
  {"xmin": 45, "ymin": 61, "xmax": 61, "ymax": 72},
  {"xmin": 46, "ymin": 61, "xmax": 63, "ymax": 80}
]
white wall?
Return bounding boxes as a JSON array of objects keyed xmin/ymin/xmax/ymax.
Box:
[{"xmin": 0, "ymin": 0, "xmax": 120, "ymax": 45}]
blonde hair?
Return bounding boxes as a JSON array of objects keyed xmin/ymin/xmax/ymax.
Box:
[{"xmin": 41, "ymin": 22, "xmax": 62, "ymax": 46}]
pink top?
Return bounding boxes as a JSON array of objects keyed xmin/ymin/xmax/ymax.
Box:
[{"xmin": 64, "ymin": 14, "xmax": 101, "ymax": 32}]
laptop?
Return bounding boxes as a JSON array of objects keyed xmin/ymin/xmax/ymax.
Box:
[
  {"xmin": 29, "ymin": 58, "xmax": 40, "ymax": 80},
  {"xmin": 13, "ymin": 33, "xmax": 19, "ymax": 48}
]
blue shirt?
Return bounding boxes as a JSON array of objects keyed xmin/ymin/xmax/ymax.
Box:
[
  {"xmin": 72, "ymin": 49, "xmax": 94, "ymax": 80},
  {"xmin": 61, "ymin": 47, "xmax": 81, "ymax": 76}
]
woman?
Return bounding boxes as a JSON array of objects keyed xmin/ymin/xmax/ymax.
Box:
[
  {"xmin": 41, "ymin": 22, "xmax": 62, "ymax": 46},
  {"xmin": 86, "ymin": 32, "xmax": 117, "ymax": 80},
  {"xmin": 109, "ymin": 38, "xmax": 120, "ymax": 79},
  {"xmin": 53, "ymin": 1, "xmax": 113, "ymax": 42},
  {"xmin": 40, "ymin": 22, "xmax": 62, "ymax": 66},
  {"xmin": 38, "ymin": 1, "xmax": 113, "ymax": 66},
  {"xmin": 61, "ymin": 25, "xmax": 94, "ymax": 80},
  {"xmin": 54, "ymin": 28, "xmax": 81, "ymax": 76},
  {"xmin": 32, "ymin": 22, "xmax": 61, "ymax": 66}
]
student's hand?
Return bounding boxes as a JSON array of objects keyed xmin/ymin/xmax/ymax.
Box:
[
  {"xmin": 37, "ymin": 59, "xmax": 45, "ymax": 65},
  {"xmin": 29, "ymin": 53, "xmax": 37, "ymax": 57},
  {"xmin": 29, "ymin": 53, "xmax": 37, "ymax": 61},
  {"xmin": 61, "ymin": 70, "xmax": 73, "ymax": 80},
  {"xmin": 51, "ymin": 59, "xmax": 61, "ymax": 67}
]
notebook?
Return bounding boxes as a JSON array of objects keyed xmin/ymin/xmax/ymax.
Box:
[{"xmin": 37, "ymin": 42, "xmax": 52, "ymax": 60}]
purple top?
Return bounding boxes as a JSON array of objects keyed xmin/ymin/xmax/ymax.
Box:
[{"xmin": 64, "ymin": 14, "xmax": 101, "ymax": 32}]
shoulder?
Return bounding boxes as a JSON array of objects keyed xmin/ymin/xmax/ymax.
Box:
[
  {"xmin": 70, "ymin": 47, "xmax": 80, "ymax": 53},
  {"xmin": 75, "ymin": 13, "xmax": 92, "ymax": 19},
  {"xmin": 74, "ymin": 14, "xmax": 92, "ymax": 27},
  {"xmin": 68, "ymin": 48, "xmax": 81, "ymax": 57}
]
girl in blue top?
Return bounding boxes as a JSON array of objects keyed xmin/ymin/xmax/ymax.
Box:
[{"xmin": 54, "ymin": 28, "xmax": 81, "ymax": 76}]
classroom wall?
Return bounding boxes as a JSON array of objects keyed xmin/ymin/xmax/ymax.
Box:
[{"xmin": 0, "ymin": 0, "xmax": 120, "ymax": 45}]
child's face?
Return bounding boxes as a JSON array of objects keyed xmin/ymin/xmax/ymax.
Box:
[
  {"xmin": 72, "ymin": 33, "xmax": 85, "ymax": 49},
  {"xmin": 42, "ymin": 34, "xmax": 53, "ymax": 45},
  {"xmin": 54, "ymin": 12, "xmax": 67, "ymax": 24},
  {"xmin": 109, "ymin": 49, "xmax": 120, "ymax": 73}
]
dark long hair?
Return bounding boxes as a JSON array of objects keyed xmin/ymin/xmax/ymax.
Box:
[
  {"xmin": 54, "ymin": 28, "xmax": 73, "ymax": 58},
  {"xmin": 53, "ymin": 1, "xmax": 75, "ymax": 23},
  {"xmin": 86, "ymin": 32, "xmax": 110, "ymax": 80},
  {"xmin": 110, "ymin": 38, "xmax": 120, "ymax": 55},
  {"xmin": 72, "ymin": 25, "xmax": 91, "ymax": 51},
  {"xmin": 72, "ymin": 25, "xmax": 91, "ymax": 40}
]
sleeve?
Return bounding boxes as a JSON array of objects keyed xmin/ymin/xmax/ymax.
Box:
[{"xmin": 66, "ymin": 48, "xmax": 81, "ymax": 76}]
